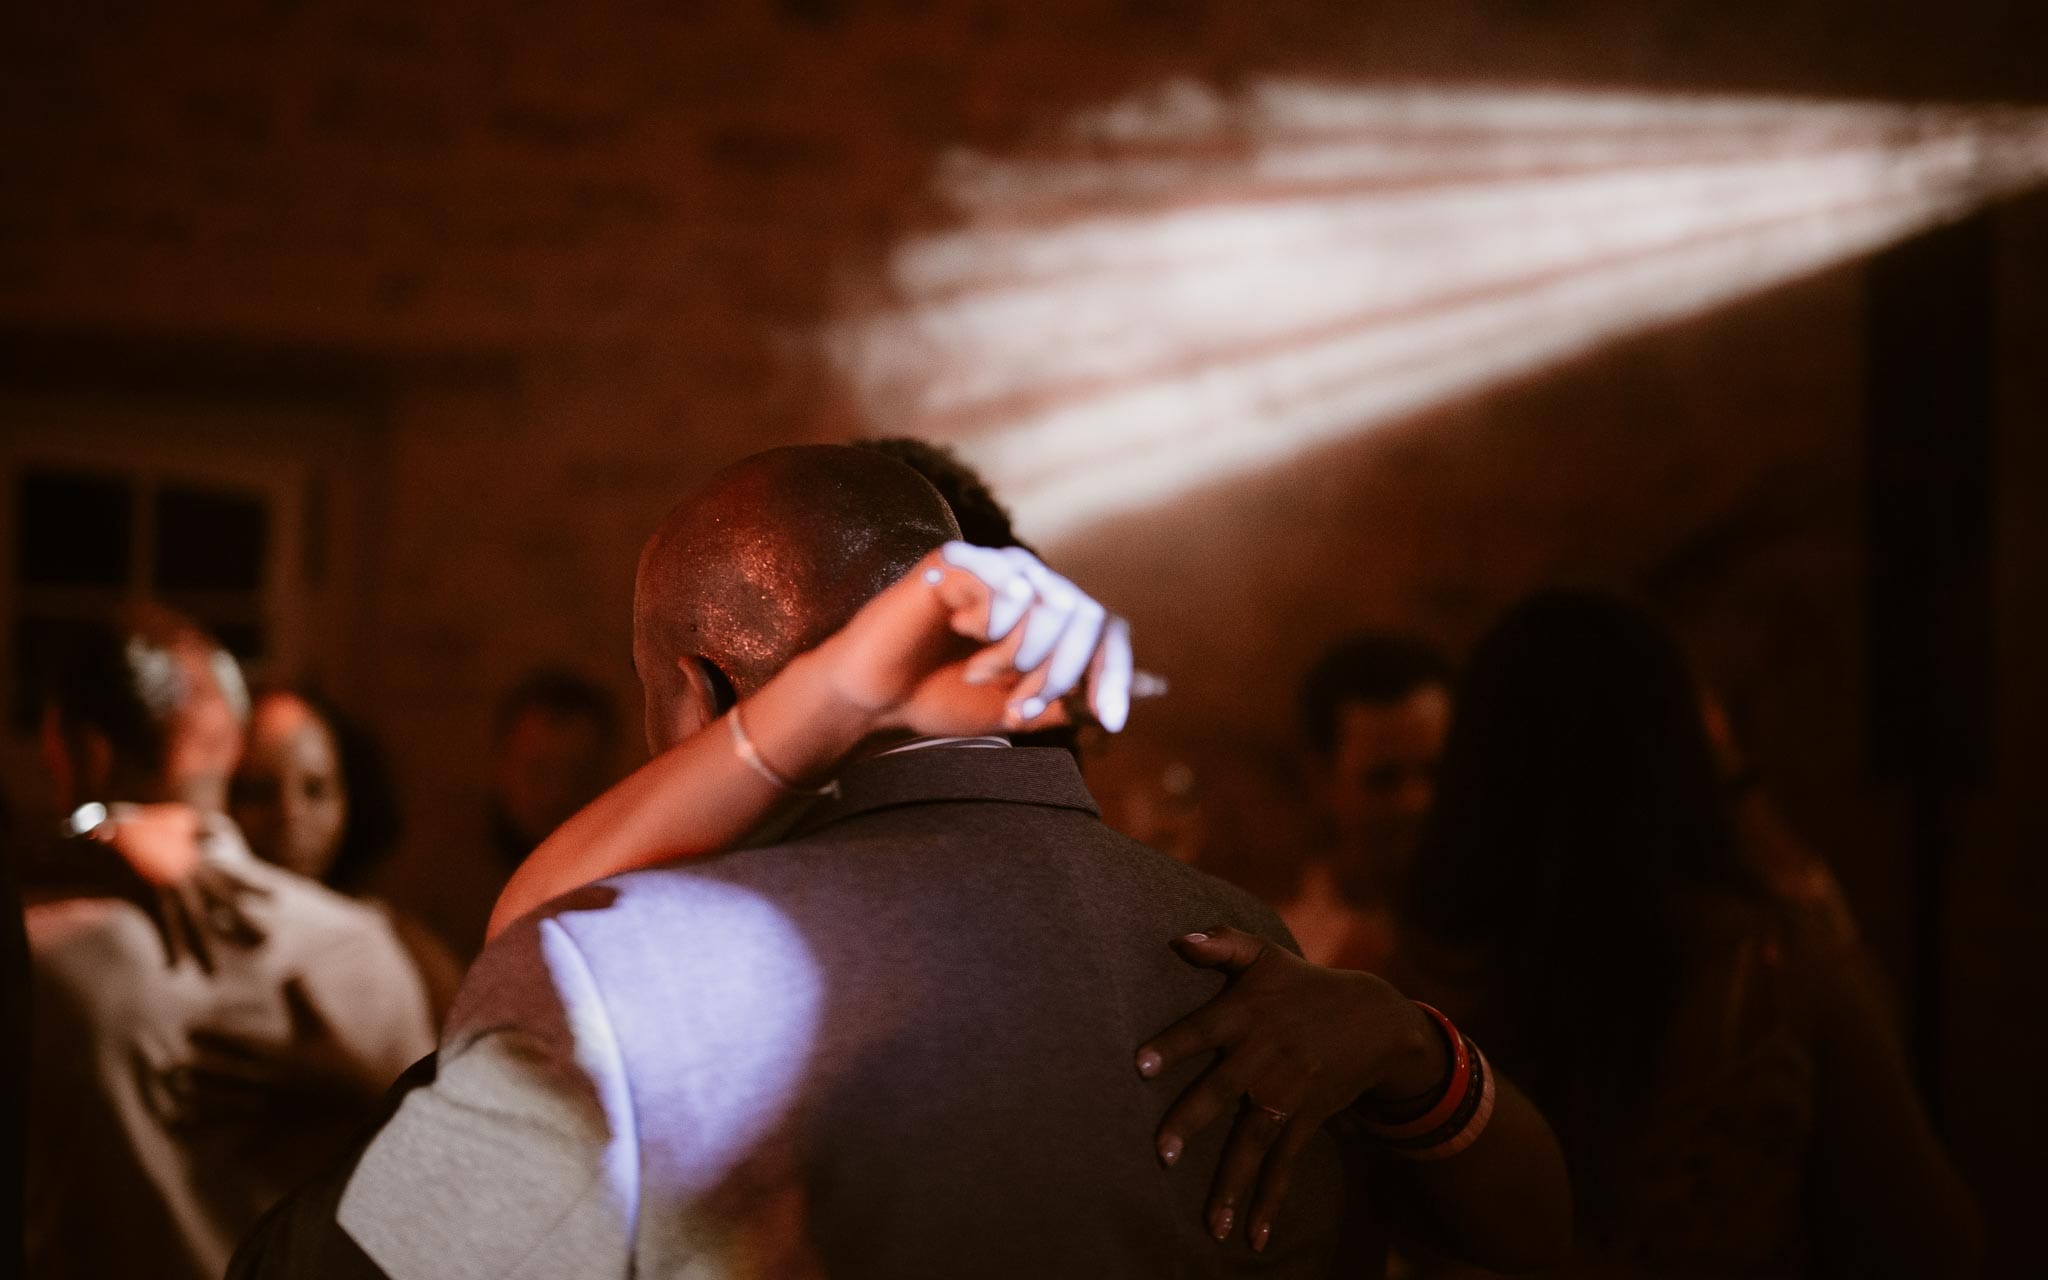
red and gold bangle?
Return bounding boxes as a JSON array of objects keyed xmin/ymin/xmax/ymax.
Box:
[
  {"xmin": 1364, "ymin": 1002, "xmax": 1471, "ymax": 1142},
  {"xmin": 1381, "ymin": 1035, "xmax": 1485, "ymax": 1151},
  {"xmin": 1364, "ymin": 1004, "xmax": 1499, "ymax": 1161},
  {"xmin": 1402, "ymin": 1043, "xmax": 1497, "ymax": 1161}
]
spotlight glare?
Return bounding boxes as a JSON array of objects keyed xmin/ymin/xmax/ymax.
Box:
[{"xmin": 829, "ymin": 83, "xmax": 2048, "ymax": 543}]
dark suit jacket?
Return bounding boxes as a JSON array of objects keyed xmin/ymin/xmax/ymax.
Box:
[{"xmin": 245, "ymin": 746, "xmax": 1348, "ymax": 1278}]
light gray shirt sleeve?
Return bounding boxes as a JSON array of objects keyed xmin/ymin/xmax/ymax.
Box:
[{"xmin": 337, "ymin": 914, "xmax": 641, "ymax": 1280}]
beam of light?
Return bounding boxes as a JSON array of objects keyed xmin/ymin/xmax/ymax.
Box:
[{"xmin": 826, "ymin": 82, "xmax": 2048, "ymax": 543}]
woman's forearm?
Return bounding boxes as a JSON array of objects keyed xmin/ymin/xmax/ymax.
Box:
[
  {"xmin": 486, "ymin": 649, "xmax": 876, "ymax": 940},
  {"xmin": 483, "ymin": 541, "xmax": 1132, "ymax": 943},
  {"xmin": 1393, "ymin": 1072, "xmax": 1574, "ymax": 1272}
]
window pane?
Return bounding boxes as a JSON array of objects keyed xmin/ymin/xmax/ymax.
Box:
[
  {"xmin": 154, "ymin": 484, "xmax": 269, "ymax": 592},
  {"xmin": 18, "ymin": 468, "xmax": 134, "ymax": 588}
]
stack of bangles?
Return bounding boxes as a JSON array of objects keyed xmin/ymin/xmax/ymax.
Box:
[{"xmin": 1359, "ymin": 1003, "xmax": 1496, "ymax": 1161}]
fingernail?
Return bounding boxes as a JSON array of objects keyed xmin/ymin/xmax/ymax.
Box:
[
  {"xmin": 922, "ymin": 567, "xmax": 944, "ymax": 585},
  {"xmin": 962, "ymin": 660, "xmax": 998, "ymax": 686},
  {"xmin": 987, "ymin": 598, "xmax": 1028, "ymax": 641},
  {"xmin": 1099, "ymin": 684, "xmax": 1129, "ymax": 733},
  {"xmin": 1158, "ymin": 1134, "xmax": 1182, "ymax": 1167},
  {"xmin": 1179, "ymin": 932, "xmax": 1209, "ymax": 944},
  {"xmin": 1252, "ymin": 1222, "xmax": 1271, "ymax": 1253},
  {"xmin": 1015, "ymin": 696, "xmax": 1047, "ymax": 720},
  {"xmin": 1212, "ymin": 1207, "xmax": 1234, "ymax": 1241},
  {"xmin": 1136, "ymin": 1049, "xmax": 1163, "ymax": 1078}
]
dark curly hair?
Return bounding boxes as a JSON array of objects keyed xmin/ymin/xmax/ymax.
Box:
[{"xmin": 853, "ymin": 437, "xmax": 1037, "ymax": 557}]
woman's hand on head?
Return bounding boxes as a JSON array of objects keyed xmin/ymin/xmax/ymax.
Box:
[
  {"xmin": 75, "ymin": 804, "xmax": 270, "ymax": 972},
  {"xmin": 814, "ymin": 541, "xmax": 1135, "ymax": 739},
  {"xmin": 98, "ymin": 802, "xmax": 205, "ymax": 884},
  {"xmin": 1135, "ymin": 928, "xmax": 1445, "ymax": 1252}
]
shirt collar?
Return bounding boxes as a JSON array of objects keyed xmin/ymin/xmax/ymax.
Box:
[
  {"xmin": 870, "ymin": 735, "xmax": 1012, "ymax": 757},
  {"xmin": 789, "ymin": 745, "xmax": 1097, "ymax": 839}
]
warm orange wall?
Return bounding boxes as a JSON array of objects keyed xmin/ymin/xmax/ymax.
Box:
[{"xmin": 2, "ymin": 2, "xmax": 2044, "ymax": 1271}]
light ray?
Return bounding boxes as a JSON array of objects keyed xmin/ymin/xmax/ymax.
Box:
[{"xmin": 828, "ymin": 83, "xmax": 2048, "ymax": 542}]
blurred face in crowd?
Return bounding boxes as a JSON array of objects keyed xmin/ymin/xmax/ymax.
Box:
[
  {"xmin": 148, "ymin": 640, "xmax": 248, "ymax": 814},
  {"xmin": 1315, "ymin": 683, "xmax": 1452, "ymax": 895},
  {"xmin": 37, "ymin": 611, "xmax": 249, "ymax": 813},
  {"xmin": 232, "ymin": 692, "xmax": 348, "ymax": 882},
  {"xmin": 166, "ymin": 687, "xmax": 245, "ymax": 814},
  {"xmin": 493, "ymin": 707, "xmax": 612, "ymax": 847}
]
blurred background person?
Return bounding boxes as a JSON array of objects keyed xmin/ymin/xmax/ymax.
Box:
[
  {"xmin": 230, "ymin": 690, "xmax": 355, "ymax": 885},
  {"xmin": 387, "ymin": 666, "xmax": 622, "ymax": 961},
  {"xmin": 112, "ymin": 604, "xmax": 251, "ymax": 816},
  {"xmin": 1701, "ymin": 689, "xmax": 1865, "ymax": 949},
  {"xmin": 232, "ymin": 689, "xmax": 463, "ymax": 1023},
  {"xmin": 1400, "ymin": 590, "xmax": 1980, "ymax": 1279},
  {"xmin": 22, "ymin": 608, "xmax": 437, "ymax": 1280},
  {"xmin": 488, "ymin": 667, "xmax": 621, "ymax": 874},
  {"xmin": 1283, "ymin": 632, "xmax": 1454, "ymax": 971},
  {"xmin": 1092, "ymin": 744, "xmax": 1209, "ymax": 867}
]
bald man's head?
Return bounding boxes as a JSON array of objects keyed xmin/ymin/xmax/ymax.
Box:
[{"xmin": 633, "ymin": 445, "xmax": 960, "ymax": 752}]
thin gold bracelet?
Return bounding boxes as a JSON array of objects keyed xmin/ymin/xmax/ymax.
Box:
[{"xmin": 728, "ymin": 707, "xmax": 839, "ymax": 798}]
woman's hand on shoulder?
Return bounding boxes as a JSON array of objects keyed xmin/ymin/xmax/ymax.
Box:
[
  {"xmin": 70, "ymin": 803, "xmax": 270, "ymax": 971},
  {"xmin": 1134, "ymin": 927, "xmax": 1445, "ymax": 1251}
]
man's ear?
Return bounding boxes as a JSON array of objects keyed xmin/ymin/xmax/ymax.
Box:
[{"xmin": 664, "ymin": 654, "xmax": 724, "ymax": 745}]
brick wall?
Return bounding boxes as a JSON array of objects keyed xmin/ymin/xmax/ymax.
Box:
[{"xmin": 3, "ymin": 1, "xmax": 2044, "ymax": 1270}]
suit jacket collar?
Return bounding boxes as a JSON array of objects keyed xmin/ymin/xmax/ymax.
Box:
[{"xmin": 789, "ymin": 746, "xmax": 1099, "ymax": 839}]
